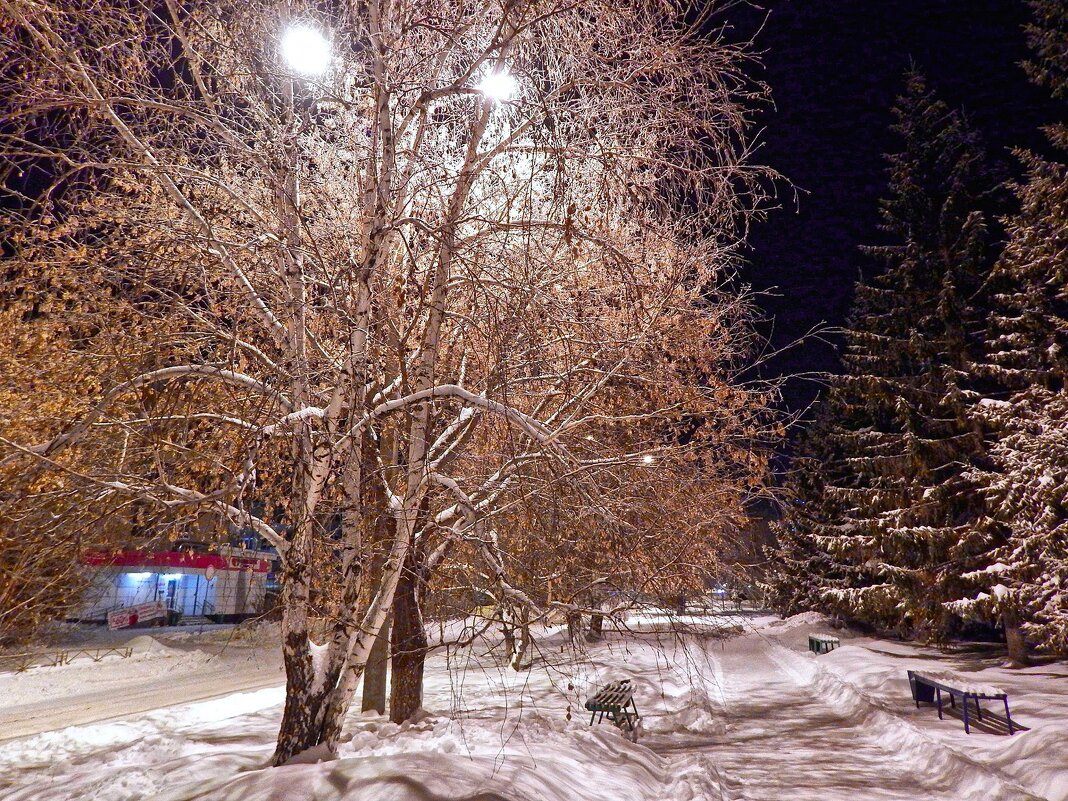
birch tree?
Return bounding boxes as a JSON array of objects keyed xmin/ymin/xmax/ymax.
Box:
[{"xmin": 1, "ymin": 0, "xmax": 774, "ymax": 762}]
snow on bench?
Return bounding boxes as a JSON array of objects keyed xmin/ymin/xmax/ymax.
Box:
[
  {"xmin": 907, "ymin": 670, "xmax": 1016, "ymax": 735},
  {"xmin": 585, "ymin": 679, "xmax": 641, "ymax": 741},
  {"xmin": 909, "ymin": 671, "xmax": 1007, "ymax": 698}
]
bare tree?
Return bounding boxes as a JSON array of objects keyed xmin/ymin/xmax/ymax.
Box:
[{"xmin": 1, "ymin": 0, "xmax": 775, "ymax": 763}]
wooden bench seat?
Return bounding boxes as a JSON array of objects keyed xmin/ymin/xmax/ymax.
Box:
[{"xmin": 585, "ymin": 679, "xmax": 641, "ymax": 741}]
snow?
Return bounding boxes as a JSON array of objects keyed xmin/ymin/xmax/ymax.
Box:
[
  {"xmin": 1, "ymin": 614, "xmax": 1066, "ymax": 801},
  {"xmin": 308, "ymin": 640, "xmax": 330, "ymax": 696},
  {"xmin": 761, "ymin": 610, "xmax": 827, "ymax": 630},
  {"xmin": 962, "ymin": 562, "xmax": 1012, "ymax": 581},
  {"xmin": 0, "ymin": 628, "xmax": 284, "ymax": 742},
  {"xmin": 909, "ymin": 670, "xmax": 1007, "ymax": 697}
]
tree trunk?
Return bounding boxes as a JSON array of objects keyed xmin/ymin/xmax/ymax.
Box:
[
  {"xmin": 317, "ymin": 516, "xmax": 412, "ymax": 747},
  {"xmin": 359, "ymin": 440, "xmax": 394, "ymax": 716},
  {"xmin": 500, "ymin": 605, "xmax": 517, "ymax": 656},
  {"xmin": 511, "ymin": 605, "xmax": 531, "ymax": 670},
  {"xmin": 566, "ymin": 611, "xmax": 583, "ymax": 645},
  {"xmin": 390, "ymin": 545, "xmax": 429, "ymax": 723},
  {"xmin": 1004, "ymin": 607, "xmax": 1030, "ymax": 667},
  {"xmin": 587, "ymin": 612, "xmax": 604, "ymax": 641},
  {"xmin": 362, "ymin": 616, "xmax": 390, "ymax": 714},
  {"xmin": 587, "ymin": 595, "xmax": 605, "ymax": 641},
  {"xmin": 273, "ymin": 658, "xmax": 330, "ymax": 763},
  {"xmin": 272, "ymin": 561, "xmax": 334, "ymax": 764}
]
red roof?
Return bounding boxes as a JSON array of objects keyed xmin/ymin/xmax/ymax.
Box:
[{"xmin": 82, "ymin": 550, "xmax": 271, "ymax": 573}]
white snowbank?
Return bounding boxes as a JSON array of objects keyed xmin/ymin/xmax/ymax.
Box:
[
  {"xmin": 125, "ymin": 634, "xmax": 184, "ymax": 656},
  {"xmin": 793, "ymin": 635, "xmax": 1068, "ymax": 801},
  {"xmin": 183, "ymin": 723, "xmax": 728, "ymax": 801},
  {"xmin": 1, "ymin": 614, "xmax": 1066, "ymax": 801},
  {"xmin": 759, "ymin": 610, "xmax": 830, "ymax": 630}
]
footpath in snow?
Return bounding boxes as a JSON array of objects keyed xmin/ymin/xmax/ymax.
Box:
[{"xmin": 0, "ymin": 612, "xmax": 1066, "ymax": 801}]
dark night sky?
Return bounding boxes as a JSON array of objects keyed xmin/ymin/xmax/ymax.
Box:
[{"xmin": 725, "ymin": 0, "xmax": 1058, "ymax": 416}]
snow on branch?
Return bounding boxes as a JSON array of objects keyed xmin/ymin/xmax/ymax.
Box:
[
  {"xmin": 342, "ymin": 384, "xmax": 554, "ymax": 446},
  {"xmin": 260, "ymin": 406, "xmax": 327, "ymax": 436}
]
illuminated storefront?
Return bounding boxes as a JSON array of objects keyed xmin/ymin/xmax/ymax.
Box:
[{"xmin": 78, "ymin": 547, "xmax": 272, "ymax": 623}]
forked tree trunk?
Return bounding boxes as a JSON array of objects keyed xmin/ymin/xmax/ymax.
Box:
[
  {"xmin": 272, "ymin": 447, "xmax": 406, "ymax": 763},
  {"xmin": 272, "ymin": 561, "xmax": 336, "ymax": 764},
  {"xmin": 274, "ymin": 663, "xmax": 332, "ymax": 763}
]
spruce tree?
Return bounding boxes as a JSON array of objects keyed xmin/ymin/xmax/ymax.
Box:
[
  {"xmin": 766, "ymin": 415, "xmax": 873, "ymax": 620},
  {"xmin": 772, "ymin": 74, "xmax": 1000, "ymax": 638},
  {"xmin": 955, "ymin": 0, "xmax": 1068, "ymax": 659},
  {"xmin": 964, "ymin": 393, "xmax": 1068, "ymax": 657}
]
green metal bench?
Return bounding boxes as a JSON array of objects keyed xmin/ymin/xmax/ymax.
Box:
[
  {"xmin": 808, "ymin": 633, "xmax": 840, "ymax": 654},
  {"xmin": 585, "ymin": 679, "xmax": 641, "ymax": 741}
]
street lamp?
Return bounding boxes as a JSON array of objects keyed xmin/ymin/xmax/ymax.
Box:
[
  {"xmin": 477, "ymin": 68, "xmax": 518, "ymax": 103},
  {"xmin": 281, "ymin": 24, "xmax": 331, "ymax": 78}
]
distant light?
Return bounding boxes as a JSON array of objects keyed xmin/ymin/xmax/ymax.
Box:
[
  {"xmin": 477, "ymin": 69, "xmax": 517, "ymax": 103},
  {"xmin": 642, "ymin": 455, "xmax": 656, "ymax": 465},
  {"xmin": 281, "ymin": 24, "xmax": 331, "ymax": 77},
  {"xmin": 126, "ymin": 572, "xmax": 151, "ymax": 581}
]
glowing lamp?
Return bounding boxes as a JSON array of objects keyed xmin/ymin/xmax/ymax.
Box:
[
  {"xmin": 477, "ymin": 69, "xmax": 517, "ymax": 103},
  {"xmin": 281, "ymin": 24, "xmax": 331, "ymax": 77}
]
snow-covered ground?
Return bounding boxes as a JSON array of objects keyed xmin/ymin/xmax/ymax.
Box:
[
  {"xmin": 0, "ymin": 625, "xmax": 285, "ymax": 743},
  {"xmin": 1, "ymin": 612, "xmax": 1066, "ymax": 801}
]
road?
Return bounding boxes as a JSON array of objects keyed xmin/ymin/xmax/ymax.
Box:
[{"xmin": 0, "ymin": 642, "xmax": 284, "ymax": 743}]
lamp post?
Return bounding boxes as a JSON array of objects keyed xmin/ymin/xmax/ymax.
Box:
[{"xmin": 275, "ymin": 20, "xmax": 331, "ymax": 273}]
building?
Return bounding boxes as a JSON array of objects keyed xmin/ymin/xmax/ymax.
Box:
[{"xmin": 78, "ymin": 545, "xmax": 274, "ymax": 623}]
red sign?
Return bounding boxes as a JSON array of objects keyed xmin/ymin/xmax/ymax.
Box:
[{"xmin": 107, "ymin": 601, "xmax": 167, "ymax": 630}]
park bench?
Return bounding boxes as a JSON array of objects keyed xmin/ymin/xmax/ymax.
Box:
[
  {"xmin": 808, "ymin": 633, "xmax": 840, "ymax": 654},
  {"xmin": 907, "ymin": 670, "xmax": 1016, "ymax": 735},
  {"xmin": 585, "ymin": 679, "xmax": 641, "ymax": 741}
]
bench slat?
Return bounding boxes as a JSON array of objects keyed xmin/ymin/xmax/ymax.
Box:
[{"xmin": 586, "ymin": 680, "xmax": 635, "ymax": 712}]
